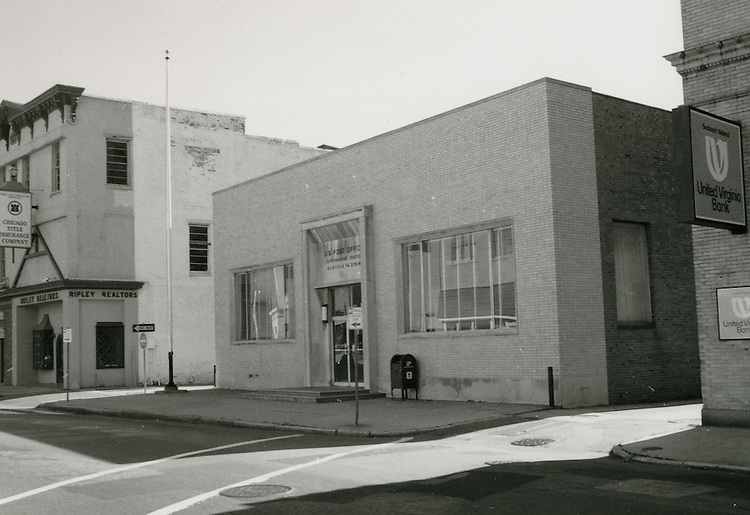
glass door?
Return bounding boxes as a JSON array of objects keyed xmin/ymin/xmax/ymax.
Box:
[{"xmin": 330, "ymin": 284, "xmax": 363, "ymax": 385}]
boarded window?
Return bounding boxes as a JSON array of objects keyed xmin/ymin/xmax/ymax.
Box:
[
  {"xmin": 96, "ymin": 322, "xmax": 125, "ymax": 369},
  {"xmin": 613, "ymin": 222, "xmax": 652, "ymax": 323}
]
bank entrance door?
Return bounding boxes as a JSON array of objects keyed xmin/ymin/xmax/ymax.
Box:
[{"xmin": 330, "ymin": 284, "xmax": 363, "ymax": 385}]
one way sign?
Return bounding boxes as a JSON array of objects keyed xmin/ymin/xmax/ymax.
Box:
[{"xmin": 132, "ymin": 323, "xmax": 156, "ymax": 333}]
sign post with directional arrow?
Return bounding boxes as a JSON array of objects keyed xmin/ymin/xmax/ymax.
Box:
[{"xmin": 133, "ymin": 324, "xmax": 155, "ymax": 392}]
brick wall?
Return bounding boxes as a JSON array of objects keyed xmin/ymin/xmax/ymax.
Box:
[
  {"xmin": 216, "ymin": 79, "xmax": 612, "ymax": 405},
  {"xmin": 593, "ymin": 94, "xmax": 701, "ymax": 404},
  {"xmin": 547, "ymin": 82, "xmax": 609, "ymax": 407},
  {"xmin": 681, "ymin": 0, "xmax": 749, "ymax": 48},
  {"xmin": 675, "ymin": 0, "xmax": 750, "ymax": 425},
  {"xmin": 214, "ymin": 78, "xmax": 697, "ymax": 406}
]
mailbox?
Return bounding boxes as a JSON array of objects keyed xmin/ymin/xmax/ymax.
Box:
[{"xmin": 390, "ymin": 354, "xmax": 418, "ymax": 400}]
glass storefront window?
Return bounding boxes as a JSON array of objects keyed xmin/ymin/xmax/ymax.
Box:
[
  {"xmin": 235, "ymin": 264, "xmax": 294, "ymax": 341},
  {"xmin": 403, "ymin": 223, "xmax": 516, "ymax": 333}
]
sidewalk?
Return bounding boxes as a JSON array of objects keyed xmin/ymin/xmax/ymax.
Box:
[
  {"xmin": 35, "ymin": 386, "xmax": 548, "ymax": 437},
  {"xmin": 612, "ymin": 424, "xmax": 750, "ymax": 474},
  {"xmin": 3, "ymin": 385, "xmax": 749, "ymax": 474}
]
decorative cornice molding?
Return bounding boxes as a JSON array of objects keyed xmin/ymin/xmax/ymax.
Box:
[
  {"xmin": 0, "ymin": 84, "xmax": 84, "ymax": 149},
  {"xmin": 665, "ymin": 32, "xmax": 750, "ymax": 76}
]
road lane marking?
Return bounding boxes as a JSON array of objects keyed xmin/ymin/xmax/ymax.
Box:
[
  {"xmin": 0, "ymin": 434, "xmax": 301, "ymax": 507},
  {"xmin": 148, "ymin": 437, "xmax": 412, "ymax": 515}
]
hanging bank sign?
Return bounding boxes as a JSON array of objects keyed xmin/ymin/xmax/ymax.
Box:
[
  {"xmin": 717, "ymin": 286, "xmax": 750, "ymax": 340},
  {"xmin": 674, "ymin": 106, "xmax": 746, "ymax": 231},
  {"xmin": 0, "ymin": 190, "xmax": 32, "ymax": 248}
]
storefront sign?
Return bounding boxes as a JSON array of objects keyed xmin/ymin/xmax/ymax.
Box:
[
  {"xmin": 69, "ymin": 290, "xmax": 138, "ymax": 299},
  {"xmin": 717, "ymin": 286, "xmax": 750, "ymax": 340},
  {"xmin": 323, "ymin": 236, "xmax": 361, "ymax": 283},
  {"xmin": 19, "ymin": 291, "xmax": 60, "ymax": 306},
  {"xmin": 0, "ymin": 190, "xmax": 32, "ymax": 248},
  {"xmin": 19, "ymin": 289, "xmax": 139, "ymax": 306},
  {"xmin": 674, "ymin": 106, "xmax": 746, "ymax": 231}
]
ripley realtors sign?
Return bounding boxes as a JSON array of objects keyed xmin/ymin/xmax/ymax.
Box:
[
  {"xmin": 674, "ymin": 106, "xmax": 746, "ymax": 232},
  {"xmin": 0, "ymin": 190, "xmax": 32, "ymax": 248}
]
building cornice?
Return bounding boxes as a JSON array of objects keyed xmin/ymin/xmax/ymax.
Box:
[
  {"xmin": 0, "ymin": 84, "xmax": 85, "ymax": 150},
  {"xmin": 665, "ymin": 32, "xmax": 750, "ymax": 76}
]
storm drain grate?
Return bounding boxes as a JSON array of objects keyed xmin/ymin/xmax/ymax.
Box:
[
  {"xmin": 510, "ymin": 438, "xmax": 555, "ymax": 447},
  {"xmin": 219, "ymin": 484, "xmax": 291, "ymax": 498}
]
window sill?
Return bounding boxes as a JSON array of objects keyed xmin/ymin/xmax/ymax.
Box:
[
  {"xmin": 232, "ymin": 339, "xmax": 295, "ymax": 345},
  {"xmin": 616, "ymin": 322, "xmax": 655, "ymax": 330},
  {"xmin": 398, "ymin": 328, "xmax": 518, "ymax": 340}
]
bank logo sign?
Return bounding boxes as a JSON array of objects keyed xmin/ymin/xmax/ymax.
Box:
[
  {"xmin": 717, "ymin": 287, "xmax": 750, "ymax": 340},
  {"xmin": 706, "ymin": 135, "xmax": 729, "ymax": 182},
  {"xmin": 674, "ymin": 106, "xmax": 746, "ymax": 231},
  {"xmin": 732, "ymin": 296, "xmax": 750, "ymax": 319}
]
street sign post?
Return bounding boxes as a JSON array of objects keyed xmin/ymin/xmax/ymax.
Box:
[
  {"xmin": 63, "ymin": 328, "xmax": 72, "ymax": 401},
  {"xmin": 347, "ymin": 307, "xmax": 363, "ymax": 425},
  {"xmin": 139, "ymin": 333, "xmax": 148, "ymax": 393}
]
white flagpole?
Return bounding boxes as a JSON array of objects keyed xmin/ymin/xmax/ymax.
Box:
[{"xmin": 164, "ymin": 49, "xmax": 177, "ymax": 391}]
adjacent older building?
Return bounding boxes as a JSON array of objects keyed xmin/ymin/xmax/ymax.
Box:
[
  {"xmin": 213, "ymin": 78, "xmax": 701, "ymax": 407},
  {"xmin": 0, "ymin": 85, "xmax": 323, "ymax": 388},
  {"xmin": 666, "ymin": 0, "xmax": 750, "ymax": 426}
]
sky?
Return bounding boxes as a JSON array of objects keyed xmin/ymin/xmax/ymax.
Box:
[{"xmin": 1, "ymin": 0, "xmax": 684, "ymax": 149}]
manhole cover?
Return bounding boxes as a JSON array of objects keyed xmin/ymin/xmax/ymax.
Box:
[
  {"xmin": 510, "ymin": 437, "xmax": 555, "ymax": 447},
  {"xmin": 220, "ymin": 484, "xmax": 291, "ymax": 498}
]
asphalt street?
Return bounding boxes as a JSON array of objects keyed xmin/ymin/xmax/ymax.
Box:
[
  {"xmin": 240, "ymin": 457, "xmax": 750, "ymax": 514},
  {"xmin": 2, "ymin": 395, "xmax": 733, "ymax": 515}
]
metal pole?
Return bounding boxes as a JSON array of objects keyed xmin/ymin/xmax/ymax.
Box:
[
  {"xmin": 548, "ymin": 366, "xmax": 555, "ymax": 407},
  {"xmin": 66, "ymin": 339, "xmax": 70, "ymax": 402},
  {"xmin": 353, "ymin": 334, "xmax": 359, "ymax": 426},
  {"xmin": 164, "ymin": 49, "xmax": 177, "ymax": 391},
  {"xmin": 143, "ymin": 345, "xmax": 147, "ymax": 394}
]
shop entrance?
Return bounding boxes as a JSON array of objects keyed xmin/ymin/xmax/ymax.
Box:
[
  {"xmin": 330, "ymin": 284, "xmax": 363, "ymax": 385},
  {"xmin": 55, "ymin": 333, "xmax": 64, "ymax": 384}
]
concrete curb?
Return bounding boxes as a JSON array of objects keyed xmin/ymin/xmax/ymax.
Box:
[
  {"xmin": 610, "ymin": 444, "xmax": 750, "ymax": 475},
  {"xmin": 39, "ymin": 402, "xmax": 545, "ymax": 438},
  {"xmin": 39, "ymin": 403, "xmax": 457, "ymax": 438}
]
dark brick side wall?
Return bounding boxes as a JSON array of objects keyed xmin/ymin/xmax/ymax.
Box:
[{"xmin": 593, "ymin": 94, "xmax": 701, "ymax": 404}]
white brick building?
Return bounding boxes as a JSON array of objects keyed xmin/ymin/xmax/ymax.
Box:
[{"xmin": 0, "ymin": 84, "xmax": 323, "ymax": 388}]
